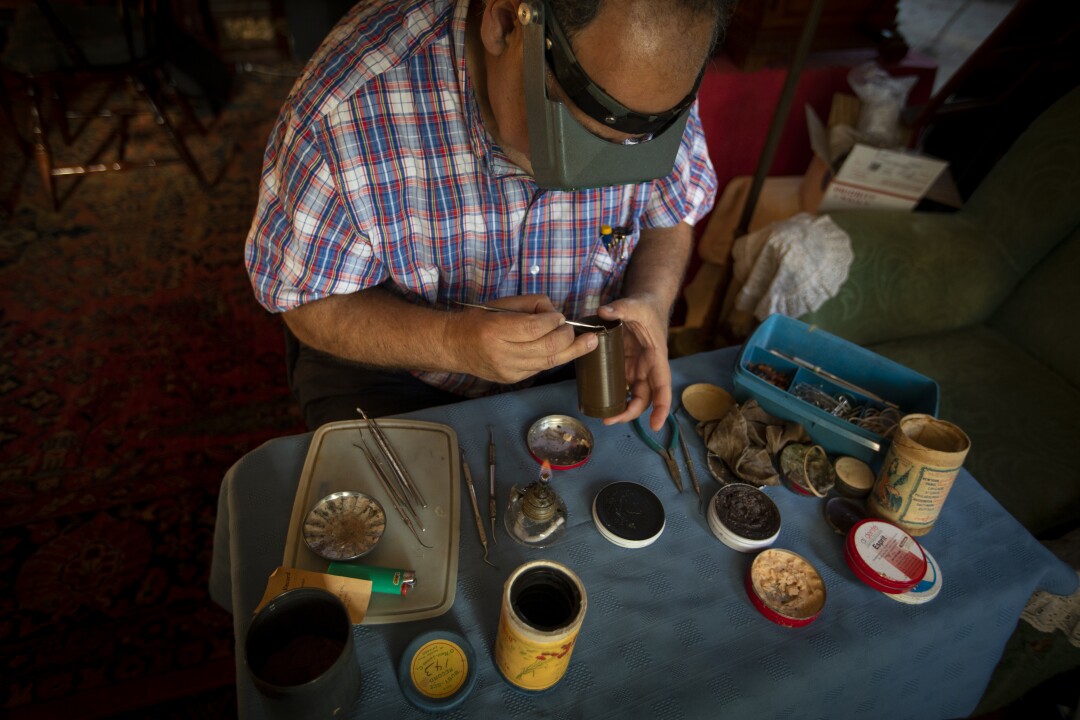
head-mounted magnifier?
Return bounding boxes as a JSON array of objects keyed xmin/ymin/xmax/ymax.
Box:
[{"xmin": 520, "ymin": 1, "xmax": 697, "ymax": 189}]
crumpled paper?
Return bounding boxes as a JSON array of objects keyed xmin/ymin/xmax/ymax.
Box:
[{"xmin": 699, "ymin": 399, "xmax": 808, "ymax": 486}]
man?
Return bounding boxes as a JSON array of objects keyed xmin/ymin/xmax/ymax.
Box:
[{"xmin": 245, "ymin": 0, "xmax": 729, "ymax": 430}]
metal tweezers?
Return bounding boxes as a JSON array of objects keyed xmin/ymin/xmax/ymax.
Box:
[{"xmin": 452, "ymin": 301, "xmax": 604, "ymax": 330}]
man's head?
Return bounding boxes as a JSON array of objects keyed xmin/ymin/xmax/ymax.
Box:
[{"xmin": 473, "ymin": 0, "xmax": 732, "ymax": 184}]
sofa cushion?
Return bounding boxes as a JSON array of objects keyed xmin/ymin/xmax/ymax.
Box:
[
  {"xmin": 962, "ymin": 87, "xmax": 1080, "ymax": 277},
  {"xmin": 992, "ymin": 222, "xmax": 1080, "ymax": 388},
  {"xmin": 868, "ymin": 325, "xmax": 1080, "ymax": 538}
]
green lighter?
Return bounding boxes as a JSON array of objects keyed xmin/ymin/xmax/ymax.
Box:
[{"xmin": 328, "ymin": 562, "xmax": 417, "ymax": 595}]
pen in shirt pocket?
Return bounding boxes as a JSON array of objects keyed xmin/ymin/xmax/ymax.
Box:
[{"xmin": 599, "ymin": 224, "xmax": 631, "ymax": 260}]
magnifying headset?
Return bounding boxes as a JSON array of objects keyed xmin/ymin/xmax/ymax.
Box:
[{"xmin": 519, "ymin": 0, "xmax": 703, "ymax": 190}]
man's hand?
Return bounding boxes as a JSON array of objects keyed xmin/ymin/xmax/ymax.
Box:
[
  {"xmin": 596, "ymin": 295, "xmax": 672, "ymax": 431},
  {"xmin": 593, "ymin": 222, "xmax": 696, "ymax": 431},
  {"xmin": 446, "ymin": 294, "xmax": 597, "ymax": 384},
  {"xmin": 283, "ymin": 289, "xmax": 595, "ymax": 384}
]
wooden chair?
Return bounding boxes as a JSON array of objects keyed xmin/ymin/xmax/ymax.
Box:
[{"xmin": 0, "ymin": 0, "xmax": 212, "ymax": 209}]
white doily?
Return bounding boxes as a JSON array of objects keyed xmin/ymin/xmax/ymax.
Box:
[
  {"xmin": 1021, "ymin": 570, "xmax": 1080, "ymax": 647},
  {"xmin": 731, "ymin": 213, "xmax": 854, "ymax": 321}
]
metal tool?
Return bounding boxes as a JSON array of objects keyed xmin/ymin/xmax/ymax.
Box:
[
  {"xmin": 766, "ymin": 348, "xmax": 898, "ymax": 408},
  {"xmin": 353, "ymin": 427, "xmax": 424, "ymax": 529},
  {"xmin": 675, "ymin": 416, "xmax": 705, "ymax": 513},
  {"xmin": 460, "ymin": 449, "xmax": 497, "ymax": 568},
  {"xmin": 488, "ymin": 426, "xmax": 498, "ymax": 544},
  {"xmin": 452, "ymin": 300, "xmax": 605, "ymax": 330},
  {"xmin": 357, "ymin": 407, "xmax": 428, "ymax": 508},
  {"xmin": 353, "ymin": 441, "xmax": 432, "ymax": 549},
  {"xmin": 632, "ymin": 414, "xmax": 684, "ymax": 492}
]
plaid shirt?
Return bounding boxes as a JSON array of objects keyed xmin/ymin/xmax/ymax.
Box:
[{"xmin": 245, "ymin": 0, "xmax": 718, "ymax": 397}]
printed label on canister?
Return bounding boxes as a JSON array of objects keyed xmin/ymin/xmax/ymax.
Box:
[
  {"xmin": 869, "ymin": 414, "xmax": 970, "ymax": 536},
  {"xmin": 494, "ymin": 561, "xmax": 587, "ymax": 692},
  {"xmin": 409, "ymin": 639, "xmax": 468, "ymax": 699},
  {"xmin": 495, "ymin": 611, "xmax": 579, "ymax": 691},
  {"xmin": 850, "ymin": 520, "xmax": 927, "ymax": 590}
]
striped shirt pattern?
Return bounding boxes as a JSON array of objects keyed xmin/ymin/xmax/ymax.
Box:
[{"xmin": 245, "ymin": 0, "xmax": 718, "ymax": 397}]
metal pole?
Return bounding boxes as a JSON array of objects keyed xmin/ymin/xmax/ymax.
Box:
[
  {"xmin": 735, "ymin": 0, "xmax": 828, "ymax": 238},
  {"xmin": 702, "ymin": 0, "xmax": 828, "ymax": 346}
]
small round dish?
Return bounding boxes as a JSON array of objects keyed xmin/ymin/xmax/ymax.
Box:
[
  {"xmin": 681, "ymin": 383, "xmax": 736, "ymax": 423},
  {"xmin": 526, "ymin": 415, "xmax": 593, "ymax": 470},
  {"xmin": 303, "ymin": 491, "xmax": 387, "ymax": 561},
  {"xmin": 708, "ymin": 484, "xmax": 781, "ymax": 552},
  {"xmin": 592, "ymin": 481, "xmax": 665, "ymax": 548},
  {"xmin": 398, "ymin": 630, "xmax": 477, "ymax": 713},
  {"xmin": 746, "ymin": 548, "xmax": 826, "ymax": 627}
]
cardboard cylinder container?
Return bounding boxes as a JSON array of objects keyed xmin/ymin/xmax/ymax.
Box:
[{"xmin": 869, "ymin": 414, "xmax": 970, "ymax": 536}]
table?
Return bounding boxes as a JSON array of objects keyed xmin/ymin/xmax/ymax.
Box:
[{"xmin": 210, "ymin": 348, "xmax": 1077, "ymax": 719}]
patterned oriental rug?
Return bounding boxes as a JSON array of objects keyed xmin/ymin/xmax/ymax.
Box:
[{"xmin": 0, "ymin": 67, "xmax": 305, "ymax": 718}]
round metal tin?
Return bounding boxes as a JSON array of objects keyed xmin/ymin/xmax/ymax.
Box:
[
  {"xmin": 302, "ymin": 491, "xmax": 387, "ymax": 561},
  {"xmin": 398, "ymin": 630, "xmax": 477, "ymax": 713},
  {"xmin": 526, "ymin": 415, "xmax": 593, "ymax": 470},
  {"xmin": 707, "ymin": 485, "xmax": 781, "ymax": 553},
  {"xmin": 834, "ymin": 456, "xmax": 875, "ymax": 498},
  {"xmin": 779, "ymin": 443, "xmax": 835, "ymax": 497},
  {"xmin": 823, "ymin": 496, "xmax": 868, "ymax": 536},
  {"xmin": 887, "ymin": 546, "xmax": 942, "ymax": 605},
  {"xmin": 591, "ymin": 481, "xmax": 665, "ymax": 548},
  {"xmin": 746, "ymin": 548, "xmax": 826, "ymax": 627},
  {"xmin": 845, "ymin": 519, "xmax": 928, "ymax": 594},
  {"xmin": 706, "ymin": 452, "xmax": 744, "ymax": 486}
]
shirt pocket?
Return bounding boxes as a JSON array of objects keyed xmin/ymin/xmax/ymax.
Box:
[{"xmin": 583, "ymin": 223, "xmax": 638, "ymax": 312}]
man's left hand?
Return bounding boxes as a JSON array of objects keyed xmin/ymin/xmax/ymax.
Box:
[{"xmin": 596, "ymin": 294, "xmax": 671, "ymax": 431}]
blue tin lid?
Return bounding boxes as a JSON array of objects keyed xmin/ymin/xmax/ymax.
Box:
[{"xmin": 398, "ymin": 630, "xmax": 478, "ymax": 712}]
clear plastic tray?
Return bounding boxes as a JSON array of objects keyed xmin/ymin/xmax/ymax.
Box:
[{"xmin": 282, "ymin": 419, "xmax": 460, "ymax": 624}]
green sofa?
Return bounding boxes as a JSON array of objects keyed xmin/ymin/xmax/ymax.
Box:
[
  {"xmin": 800, "ymin": 86, "xmax": 1080, "ymax": 541},
  {"xmin": 799, "ymin": 86, "xmax": 1080, "ymax": 715}
]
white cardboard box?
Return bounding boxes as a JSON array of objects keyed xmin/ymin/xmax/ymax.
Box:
[{"xmin": 802, "ymin": 104, "xmax": 948, "ymax": 213}]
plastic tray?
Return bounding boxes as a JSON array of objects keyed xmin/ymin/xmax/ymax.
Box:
[
  {"xmin": 282, "ymin": 419, "xmax": 460, "ymax": 624},
  {"xmin": 733, "ymin": 315, "xmax": 939, "ymax": 463}
]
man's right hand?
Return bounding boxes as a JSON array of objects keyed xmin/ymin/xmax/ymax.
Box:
[{"xmin": 446, "ymin": 294, "xmax": 597, "ymax": 384}]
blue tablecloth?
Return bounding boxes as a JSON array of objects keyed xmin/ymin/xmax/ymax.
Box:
[{"xmin": 210, "ymin": 348, "xmax": 1077, "ymax": 719}]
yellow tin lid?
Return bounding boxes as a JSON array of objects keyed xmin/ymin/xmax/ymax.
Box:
[{"xmin": 399, "ymin": 631, "xmax": 477, "ymax": 712}]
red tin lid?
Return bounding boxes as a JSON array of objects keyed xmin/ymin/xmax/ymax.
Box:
[
  {"xmin": 745, "ymin": 548, "xmax": 826, "ymax": 627},
  {"xmin": 525, "ymin": 415, "xmax": 593, "ymax": 470},
  {"xmin": 845, "ymin": 519, "xmax": 927, "ymax": 594}
]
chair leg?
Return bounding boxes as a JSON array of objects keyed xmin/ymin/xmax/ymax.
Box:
[
  {"xmin": 48, "ymin": 80, "xmax": 73, "ymax": 146},
  {"xmin": 155, "ymin": 66, "xmax": 206, "ymax": 136},
  {"xmin": 26, "ymin": 78, "xmax": 58, "ymax": 211},
  {"xmin": 0, "ymin": 78, "xmax": 31, "ymax": 157},
  {"xmin": 131, "ymin": 72, "xmax": 210, "ymax": 190}
]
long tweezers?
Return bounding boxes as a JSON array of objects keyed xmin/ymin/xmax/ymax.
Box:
[
  {"xmin": 452, "ymin": 300, "xmax": 604, "ymax": 330},
  {"xmin": 357, "ymin": 407, "xmax": 428, "ymax": 508},
  {"xmin": 353, "ymin": 440, "xmax": 431, "ymax": 548}
]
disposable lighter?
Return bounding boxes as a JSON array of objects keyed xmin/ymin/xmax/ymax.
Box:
[{"xmin": 327, "ymin": 562, "xmax": 417, "ymax": 595}]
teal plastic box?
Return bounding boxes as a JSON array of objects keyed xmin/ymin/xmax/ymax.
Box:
[{"xmin": 732, "ymin": 314, "xmax": 939, "ymax": 464}]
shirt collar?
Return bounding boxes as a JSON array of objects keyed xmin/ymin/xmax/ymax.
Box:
[{"xmin": 452, "ymin": 0, "xmax": 527, "ymax": 178}]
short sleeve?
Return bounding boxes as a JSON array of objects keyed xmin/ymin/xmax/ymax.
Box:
[
  {"xmin": 640, "ymin": 101, "xmax": 718, "ymax": 230},
  {"xmin": 244, "ymin": 108, "xmax": 386, "ymax": 313}
]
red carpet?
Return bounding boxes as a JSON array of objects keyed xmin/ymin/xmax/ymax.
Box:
[{"xmin": 0, "ymin": 67, "xmax": 305, "ymax": 718}]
